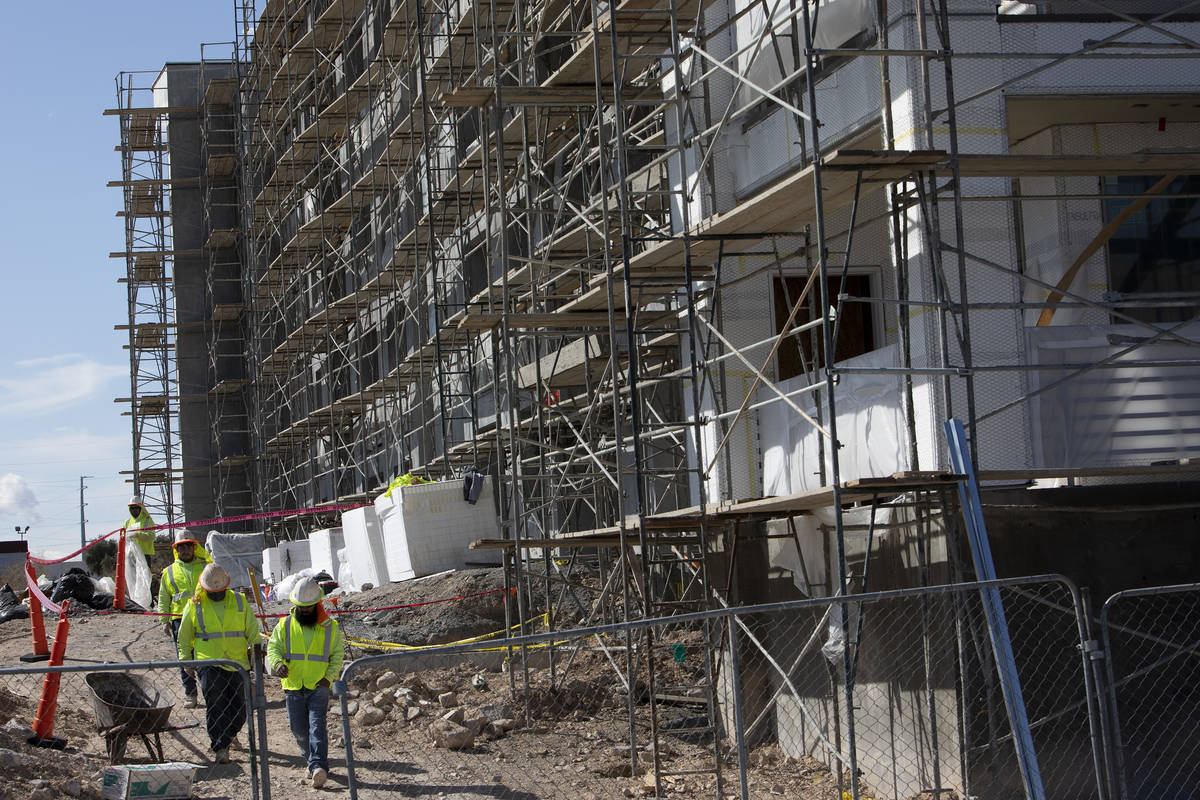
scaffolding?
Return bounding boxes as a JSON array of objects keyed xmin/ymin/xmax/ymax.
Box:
[
  {"xmin": 114, "ymin": 0, "xmax": 1200, "ymax": 795},
  {"xmin": 109, "ymin": 73, "xmax": 182, "ymax": 527}
]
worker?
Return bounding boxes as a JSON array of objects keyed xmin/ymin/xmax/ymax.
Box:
[
  {"xmin": 267, "ymin": 577, "xmax": 344, "ymax": 788},
  {"xmin": 176, "ymin": 563, "xmax": 260, "ymax": 764},
  {"xmin": 158, "ymin": 530, "xmax": 211, "ymax": 708},
  {"xmin": 123, "ymin": 495, "xmax": 157, "ymax": 576}
]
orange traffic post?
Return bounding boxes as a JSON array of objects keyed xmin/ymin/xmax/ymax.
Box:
[
  {"xmin": 114, "ymin": 529, "xmax": 127, "ymax": 611},
  {"xmin": 19, "ymin": 558, "xmax": 50, "ymax": 663},
  {"xmin": 27, "ymin": 600, "xmax": 70, "ymax": 749}
]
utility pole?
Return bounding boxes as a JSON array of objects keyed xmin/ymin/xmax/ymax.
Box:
[{"xmin": 80, "ymin": 475, "xmax": 93, "ymax": 550}]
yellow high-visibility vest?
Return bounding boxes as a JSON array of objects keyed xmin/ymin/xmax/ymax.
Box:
[
  {"xmin": 163, "ymin": 561, "xmax": 205, "ymax": 616},
  {"xmin": 124, "ymin": 512, "xmax": 157, "ymax": 556},
  {"xmin": 191, "ymin": 592, "xmax": 253, "ymax": 668},
  {"xmin": 278, "ymin": 616, "xmax": 337, "ymax": 691}
]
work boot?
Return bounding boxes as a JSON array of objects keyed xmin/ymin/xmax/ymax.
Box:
[
  {"xmin": 311, "ymin": 767, "xmax": 327, "ymax": 788},
  {"xmin": 214, "ymin": 748, "xmax": 230, "ymax": 764},
  {"xmin": 183, "ymin": 695, "xmax": 198, "ymax": 709}
]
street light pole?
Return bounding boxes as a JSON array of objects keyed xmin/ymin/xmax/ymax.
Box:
[{"xmin": 79, "ymin": 475, "xmax": 93, "ymax": 551}]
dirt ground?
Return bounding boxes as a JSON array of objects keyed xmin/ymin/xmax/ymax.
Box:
[{"xmin": 0, "ymin": 569, "xmax": 853, "ymax": 800}]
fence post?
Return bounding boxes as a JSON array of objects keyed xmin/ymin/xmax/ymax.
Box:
[
  {"xmin": 1076, "ymin": 587, "xmax": 1114, "ymax": 800},
  {"xmin": 727, "ymin": 617, "xmax": 750, "ymax": 800},
  {"xmin": 253, "ymin": 652, "xmax": 271, "ymax": 800},
  {"xmin": 337, "ymin": 678, "xmax": 359, "ymax": 800},
  {"xmin": 1099, "ymin": 594, "xmax": 1129, "ymax": 800}
]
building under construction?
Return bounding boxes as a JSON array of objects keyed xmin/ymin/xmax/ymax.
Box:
[{"xmin": 111, "ymin": 1, "xmax": 1200, "ymax": 796}]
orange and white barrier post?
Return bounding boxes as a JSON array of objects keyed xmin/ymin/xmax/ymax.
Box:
[
  {"xmin": 20, "ymin": 558, "xmax": 50, "ymax": 663},
  {"xmin": 27, "ymin": 600, "xmax": 70, "ymax": 749},
  {"xmin": 114, "ymin": 529, "xmax": 127, "ymax": 611}
]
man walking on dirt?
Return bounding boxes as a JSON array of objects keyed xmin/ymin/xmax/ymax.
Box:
[
  {"xmin": 177, "ymin": 563, "xmax": 260, "ymax": 764},
  {"xmin": 267, "ymin": 577, "xmax": 344, "ymax": 788},
  {"xmin": 159, "ymin": 530, "xmax": 211, "ymax": 708}
]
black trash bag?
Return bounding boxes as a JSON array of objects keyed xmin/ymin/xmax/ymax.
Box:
[
  {"xmin": 122, "ymin": 598, "xmax": 146, "ymax": 614},
  {"xmin": 50, "ymin": 568, "xmax": 95, "ymax": 605},
  {"xmin": 0, "ymin": 583, "xmax": 28, "ymax": 624},
  {"xmin": 88, "ymin": 592, "xmax": 114, "ymax": 611}
]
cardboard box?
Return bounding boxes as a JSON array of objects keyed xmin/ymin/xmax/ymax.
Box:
[{"xmin": 101, "ymin": 762, "xmax": 198, "ymax": 799}]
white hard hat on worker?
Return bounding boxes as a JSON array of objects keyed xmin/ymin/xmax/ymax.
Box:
[
  {"xmin": 199, "ymin": 564, "xmax": 231, "ymax": 592},
  {"xmin": 289, "ymin": 577, "xmax": 324, "ymax": 607}
]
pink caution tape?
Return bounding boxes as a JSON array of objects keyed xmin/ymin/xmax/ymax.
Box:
[{"xmin": 25, "ymin": 568, "xmax": 63, "ymax": 616}]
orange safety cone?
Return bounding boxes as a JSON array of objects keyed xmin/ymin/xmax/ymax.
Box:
[
  {"xmin": 20, "ymin": 558, "xmax": 50, "ymax": 663},
  {"xmin": 27, "ymin": 600, "xmax": 70, "ymax": 749},
  {"xmin": 114, "ymin": 529, "xmax": 127, "ymax": 611}
]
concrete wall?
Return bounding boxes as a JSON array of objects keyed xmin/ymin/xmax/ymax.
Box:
[{"xmin": 164, "ymin": 61, "xmax": 251, "ymax": 528}]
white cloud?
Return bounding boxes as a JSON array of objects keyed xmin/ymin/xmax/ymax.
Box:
[
  {"xmin": 0, "ymin": 473, "xmax": 41, "ymax": 525},
  {"xmin": 0, "ymin": 354, "xmax": 126, "ymax": 417}
]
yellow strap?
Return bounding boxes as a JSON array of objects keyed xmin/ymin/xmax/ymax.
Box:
[{"xmin": 344, "ymin": 613, "xmax": 550, "ymax": 651}]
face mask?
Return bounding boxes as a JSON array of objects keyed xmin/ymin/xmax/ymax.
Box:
[
  {"xmin": 206, "ymin": 590, "xmax": 227, "ymax": 603},
  {"xmin": 295, "ymin": 605, "xmax": 319, "ymax": 625}
]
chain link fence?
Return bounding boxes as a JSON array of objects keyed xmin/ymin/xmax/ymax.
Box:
[
  {"xmin": 1099, "ymin": 583, "xmax": 1200, "ymax": 800},
  {"xmin": 3, "ymin": 577, "xmax": 1197, "ymax": 800},
  {"xmin": 0, "ymin": 660, "xmax": 265, "ymax": 800},
  {"xmin": 336, "ymin": 575, "xmax": 1105, "ymax": 800}
]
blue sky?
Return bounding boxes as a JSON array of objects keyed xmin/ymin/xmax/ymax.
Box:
[{"xmin": 0, "ymin": 3, "xmax": 235, "ymax": 559}]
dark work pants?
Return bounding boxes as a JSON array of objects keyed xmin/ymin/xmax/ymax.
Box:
[
  {"xmin": 198, "ymin": 665, "xmax": 246, "ymax": 752},
  {"xmin": 169, "ymin": 619, "xmax": 198, "ymax": 697}
]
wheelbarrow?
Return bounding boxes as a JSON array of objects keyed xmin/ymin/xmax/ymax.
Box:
[{"xmin": 85, "ymin": 672, "xmax": 198, "ymax": 764}]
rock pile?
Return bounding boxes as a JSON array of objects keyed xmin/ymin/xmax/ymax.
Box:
[{"xmin": 343, "ymin": 669, "xmax": 520, "ymax": 750}]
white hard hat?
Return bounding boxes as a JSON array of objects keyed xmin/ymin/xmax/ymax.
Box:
[
  {"xmin": 289, "ymin": 577, "xmax": 324, "ymax": 606},
  {"xmin": 174, "ymin": 529, "xmax": 199, "ymax": 545},
  {"xmin": 128, "ymin": 495, "xmax": 143, "ymax": 507},
  {"xmin": 199, "ymin": 564, "xmax": 230, "ymax": 592}
]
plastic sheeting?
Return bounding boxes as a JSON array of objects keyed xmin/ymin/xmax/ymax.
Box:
[
  {"xmin": 0, "ymin": 584, "xmax": 28, "ymax": 624},
  {"xmin": 204, "ymin": 532, "xmax": 267, "ymax": 589},
  {"xmin": 761, "ymin": 344, "xmax": 909, "ymax": 495},
  {"xmin": 336, "ymin": 547, "xmax": 355, "ymax": 593},
  {"xmin": 273, "ymin": 567, "xmax": 326, "ymax": 604},
  {"xmin": 123, "ymin": 543, "xmax": 152, "ymax": 610}
]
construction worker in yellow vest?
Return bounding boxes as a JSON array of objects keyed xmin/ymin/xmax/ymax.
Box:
[
  {"xmin": 176, "ymin": 564, "xmax": 260, "ymax": 764},
  {"xmin": 267, "ymin": 577, "xmax": 344, "ymax": 789},
  {"xmin": 158, "ymin": 530, "xmax": 212, "ymax": 708},
  {"xmin": 123, "ymin": 495, "xmax": 157, "ymax": 572}
]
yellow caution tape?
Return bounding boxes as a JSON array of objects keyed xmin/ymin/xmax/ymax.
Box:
[{"xmin": 345, "ymin": 613, "xmax": 550, "ymax": 652}]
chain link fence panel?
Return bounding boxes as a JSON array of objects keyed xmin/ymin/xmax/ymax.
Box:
[
  {"xmin": 0, "ymin": 660, "xmax": 265, "ymax": 800},
  {"xmin": 1100, "ymin": 583, "xmax": 1200, "ymax": 800},
  {"xmin": 337, "ymin": 575, "xmax": 1102, "ymax": 800}
]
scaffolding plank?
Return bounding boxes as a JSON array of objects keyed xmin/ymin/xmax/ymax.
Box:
[
  {"xmin": 459, "ymin": 312, "xmax": 623, "ymax": 331},
  {"xmin": 103, "ymin": 106, "xmax": 200, "ymax": 116},
  {"xmin": 440, "ymin": 85, "xmax": 659, "ymax": 108},
  {"xmin": 955, "ymin": 152, "xmax": 1200, "ymax": 178}
]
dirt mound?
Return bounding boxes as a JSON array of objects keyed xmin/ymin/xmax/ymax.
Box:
[
  {"xmin": 329, "ymin": 568, "xmax": 515, "ymax": 646},
  {"xmin": 0, "ymin": 683, "xmax": 111, "ymax": 800}
]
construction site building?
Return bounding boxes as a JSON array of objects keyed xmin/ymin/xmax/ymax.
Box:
[{"xmin": 112, "ymin": 2, "xmax": 1200, "ymax": 796}]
